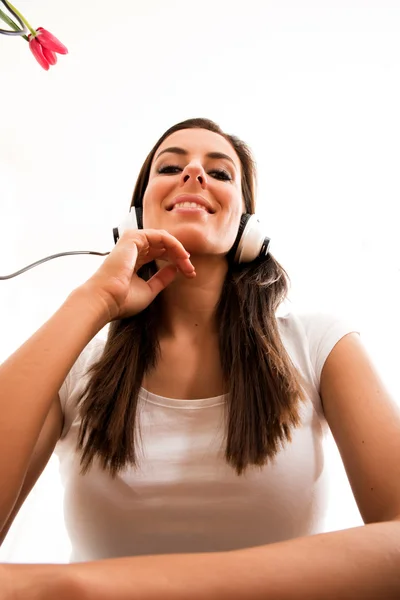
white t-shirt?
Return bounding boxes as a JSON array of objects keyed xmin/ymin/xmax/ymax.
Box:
[{"xmin": 55, "ymin": 310, "xmax": 360, "ymax": 562}]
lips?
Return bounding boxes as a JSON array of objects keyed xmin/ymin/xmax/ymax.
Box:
[{"xmin": 167, "ymin": 195, "xmax": 214, "ymax": 213}]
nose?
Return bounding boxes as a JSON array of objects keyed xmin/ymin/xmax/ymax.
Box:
[{"xmin": 179, "ymin": 161, "xmax": 208, "ymax": 188}]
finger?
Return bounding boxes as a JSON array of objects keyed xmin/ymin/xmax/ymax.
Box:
[
  {"xmin": 135, "ymin": 247, "xmax": 168, "ymax": 271},
  {"xmin": 174, "ymin": 256, "xmax": 196, "ymax": 275},
  {"xmin": 146, "ymin": 264, "xmax": 179, "ymax": 297},
  {"xmin": 138, "ymin": 247, "xmax": 195, "ymax": 276},
  {"xmin": 138, "ymin": 230, "xmax": 190, "ymax": 258},
  {"xmin": 151, "ymin": 251, "xmax": 195, "ymax": 277},
  {"xmin": 119, "ymin": 229, "xmax": 194, "ymax": 274}
]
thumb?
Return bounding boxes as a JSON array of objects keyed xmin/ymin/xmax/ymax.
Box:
[{"xmin": 146, "ymin": 264, "xmax": 178, "ymax": 298}]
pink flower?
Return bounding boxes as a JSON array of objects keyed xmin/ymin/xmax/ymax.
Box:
[{"xmin": 28, "ymin": 27, "xmax": 68, "ymax": 70}]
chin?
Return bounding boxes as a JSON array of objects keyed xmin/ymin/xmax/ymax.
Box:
[{"xmin": 165, "ymin": 225, "xmax": 216, "ymax": 255}]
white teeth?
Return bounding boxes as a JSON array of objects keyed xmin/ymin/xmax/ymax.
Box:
[{"xmin": 173, "ymin": 202, "xmax": 208, "ymax": 211}]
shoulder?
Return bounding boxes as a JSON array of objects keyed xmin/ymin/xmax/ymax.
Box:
[
  {"xmin": 277, "ymin": 307, "xmax": 361, "ymax": 391},
  {"xmin": 277, "ymin": 307, "xmax": 360, "ymax": 340}
]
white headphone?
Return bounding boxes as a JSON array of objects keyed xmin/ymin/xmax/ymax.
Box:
[{"xmin": 113, "ymin": 207, "xmax": 271, "ymax": 264}]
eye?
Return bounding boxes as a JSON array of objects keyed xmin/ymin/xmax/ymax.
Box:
[
  {"xmin": 209, "ymin": 169, "xmax": 232, "ymax": 181},
  {"xmin": 157, "ymin": 165, "xmax": 232, "ymax": 181},
  {"xmin": 157, "ymin": 165, "xmax": 181, "ymax": 175}
]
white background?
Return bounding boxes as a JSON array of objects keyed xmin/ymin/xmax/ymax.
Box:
[{"xmin": 0, "ymin": 0, "xmax": 399, "ymax": 563}]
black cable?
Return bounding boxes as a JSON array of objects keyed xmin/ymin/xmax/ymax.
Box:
[
  {"xmin": 0, "ymin": 250, "xmax": 110, "ymax": 280},
  {"xmin": 0, "ymin": 0, "xmax": 28, "ymax": 36}
]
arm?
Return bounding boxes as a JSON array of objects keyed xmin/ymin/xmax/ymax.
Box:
[
  {"xmin": 7, "ymin": 519, "xmax": 400, "ymax": 600},
  {"xmin": 0, "ymin": 397, "xmax": 62, "ymax": 545},
  {"xmin": 0, "ymin": 286, "xmax": 108, "ymax": 533}
]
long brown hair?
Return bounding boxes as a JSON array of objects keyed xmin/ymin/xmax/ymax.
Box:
[{"xmin": 77, "ymin": 118, "xmax": 307, "ymax": 476}]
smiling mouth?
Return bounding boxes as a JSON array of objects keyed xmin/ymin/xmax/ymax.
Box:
[{"xmin": 168, "ymin": 201, "xmax": 212, "ymax": 213}]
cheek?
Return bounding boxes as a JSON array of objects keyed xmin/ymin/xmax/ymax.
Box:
[
  {"xmin": 225, "ymin": 183, "xmax": 244, "ymax": 216},
  {"xmin": 141, "ymin": 181, "xmax": 166, "ymax": 224},
  {"xmin": 229, "ymin": 194, "xmax": 244, "ymax": 224},
  {"xmin": 144, "ymin": 176, "xmax": 175, "ymax": 204}
]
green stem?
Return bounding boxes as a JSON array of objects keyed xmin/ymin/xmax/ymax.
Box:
[
  {"xmin": 0, "ymin": 7, "xmax": 28, "ymax": 40},
  {"xmin": 4, "ymin": 1, "xmax": 36, "ymax": 36}
]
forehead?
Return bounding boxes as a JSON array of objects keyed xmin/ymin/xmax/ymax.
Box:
[{"xmin": 155, "ymin": 128, "xmax": 241, "ymax": 168}]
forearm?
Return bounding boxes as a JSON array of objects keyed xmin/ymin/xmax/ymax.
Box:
[
  {"xmin": 0, "ymin": 285, "xmax": 108, "ymax": 528},
  {"xmin": 11, "ymin": 519, "xmax": 400, "ymax": 600}
]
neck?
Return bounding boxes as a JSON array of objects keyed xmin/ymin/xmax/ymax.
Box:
[{"xmin": 157, "ymin": 255, "xmax": 228, "ymax": 340}]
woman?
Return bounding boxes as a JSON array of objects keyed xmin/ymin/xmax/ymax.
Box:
[{"xmin": 1, "ymin": 118, "xmax": 400, "ymax": 599}]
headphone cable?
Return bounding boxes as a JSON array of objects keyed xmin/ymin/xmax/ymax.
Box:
[{"xmin": 0, "ymin": 250, "xmax": 110, "ymax": 280}]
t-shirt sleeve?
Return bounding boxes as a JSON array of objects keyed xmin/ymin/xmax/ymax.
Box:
[
  {"xmin": 58, "ymin": 337, "xmax": 105, "ymax": 439},
  {"xmin": 301, "ymin": 311, "xmax": 361, "ymax": 394}
]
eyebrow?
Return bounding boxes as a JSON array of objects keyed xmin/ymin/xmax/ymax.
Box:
[{"xmin": 155, "ymin": 146, "xmax": 237, "ymax": 169}]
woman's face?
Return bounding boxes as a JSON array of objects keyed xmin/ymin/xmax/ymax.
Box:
[{"xmin": 142, "ymin": 128, "xmax": 245, "ymax": 258}]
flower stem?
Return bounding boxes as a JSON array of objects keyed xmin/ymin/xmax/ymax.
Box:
[
  {"xmin": 0, "ymin": 7, "xmax": 28, "ymax": 40},
  {"xmin": 4, "ymin": 1, "xmax": 36, "ymax": 36}
]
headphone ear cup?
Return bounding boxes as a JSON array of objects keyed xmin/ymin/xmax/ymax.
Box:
[
  {"xmin": 113, "ymin": 207, "xmax": 142, "ymax": 244},
  {"xmin": 231, "ymin": 214, "xmax": 271, "ymax": 264},
  {"xmin": 228, "ymin": 214, "xmax": 251, "ymax": 263}
]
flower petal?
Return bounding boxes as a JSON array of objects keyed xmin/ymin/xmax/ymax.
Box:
[
  {"xmin": 42, "ymin": 46, "xmax": 57, "ymax": 66},
  {"xmin": 36, "ymin": 27, "xmax": 68, "ymax": 55},
  {"xmin": 29, "ymin": 37, "xmax": 49, "ymax": 70}
]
